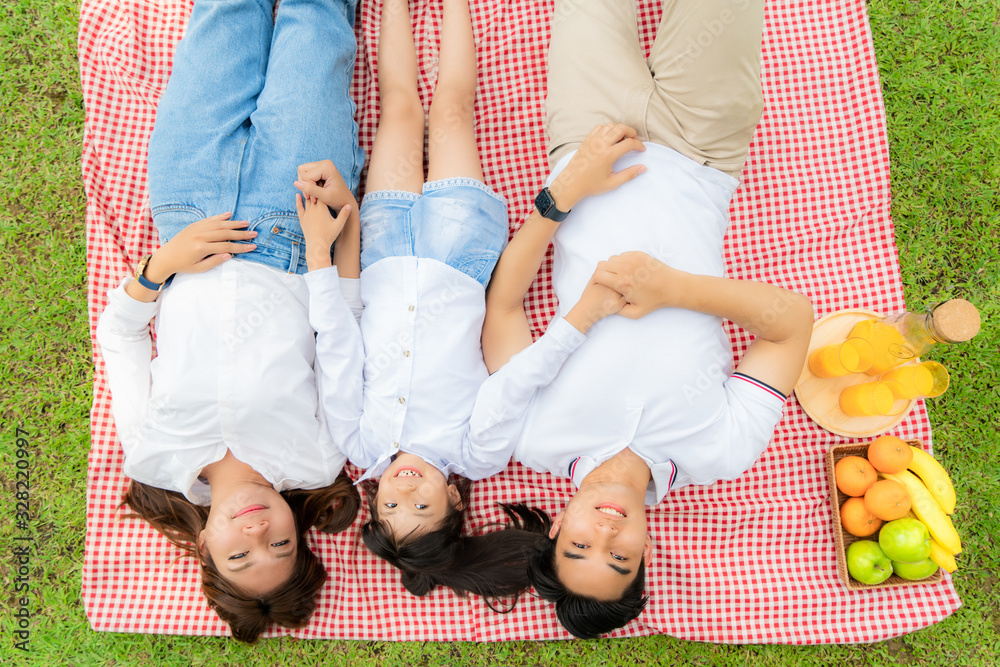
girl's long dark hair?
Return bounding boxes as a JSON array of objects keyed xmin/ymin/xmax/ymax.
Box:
[
  {"xmin": 119, "ymin": 471, "xmax": 360, "ymax": 642},
  {"xmin": 360, "ymin": 477, "xmax": 551, "ymax": 611}
]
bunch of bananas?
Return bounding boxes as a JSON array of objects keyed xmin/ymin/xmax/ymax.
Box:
[{"xmin": 883, "ymin": 446, "xmax": 960, "ymax": 573}]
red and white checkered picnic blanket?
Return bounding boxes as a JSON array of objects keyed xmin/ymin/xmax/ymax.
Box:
[{"xmin": 80, "ymin": 0, "xmax": 961, "ymax": 642}]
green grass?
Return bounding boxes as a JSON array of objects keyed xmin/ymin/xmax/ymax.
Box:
[{"xmin": 1, "ymin": 0, "xmax": 998, "ymax": 664}]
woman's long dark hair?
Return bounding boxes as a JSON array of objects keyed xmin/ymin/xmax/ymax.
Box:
[
  {"xmin": 119, "ymin": 471, "xmax": 360, "ymax": 642},
  {"xmin": 360, "ymin": 477, "xmax": 551, "ymax": 611}
]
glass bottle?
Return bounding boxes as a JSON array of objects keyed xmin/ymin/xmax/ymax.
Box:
[{"xmin": 849, "ymin": 299, "xmax": 980, "ymax": 375}]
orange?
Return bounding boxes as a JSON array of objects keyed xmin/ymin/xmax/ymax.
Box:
[
  {"xmin": 864, "ymin": 479, "xmax": 912, "ymax": 520},
  {"xmin": 840, "ymin": 497, "xmax": 883, "ymax": 537},
  {"xmin": 835, "ymin": 456, "xmax": 878, "ymax": 496},
  {"xmin": 867, "ymin": 435, "xmax": 913, "ymax": 473}
]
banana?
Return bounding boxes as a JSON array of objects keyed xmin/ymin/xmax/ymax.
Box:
[
  {"xmin": 929, "ymin": 539, "xmax": 958, "ymax": 573},
  {"xmin": 907, "ymin": 446, "xmax": 957, "ymax": 514},
  {"xmin": 883, "ymin": 470, "xmax": 962, "ymax": 554}
]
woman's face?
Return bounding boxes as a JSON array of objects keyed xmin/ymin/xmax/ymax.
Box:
[
  {"xmin": 375, "ymin": 453, "xmax": 461, "ymax": 538},
  {"xmin": 199, "ymin": 485, "xmax": 298, "ymax": 595}
]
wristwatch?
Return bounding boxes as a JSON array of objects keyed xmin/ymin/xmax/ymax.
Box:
[
  {"xmin": 534, "ymin": 187, "xmax": 571, "ymax": 222},
  {"xmin": 135, "ymin": 254, "xmax": 173, "ymax": 292}
]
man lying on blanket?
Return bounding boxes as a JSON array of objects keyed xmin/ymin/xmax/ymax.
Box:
[{"xmin": 469, "ymin": 0, "xmax": 813, "ymax": 638}]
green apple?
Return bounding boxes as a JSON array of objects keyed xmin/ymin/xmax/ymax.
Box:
[
  {"xmin": 879, "ymin": 517, "xmax": 931, "ymax": 563},
  {"xmin": 892, "ymin": 558, "xmax": 939, "ymax": 581},
  {"xmin": 846, "ymin": 540, "xmax": 893, "ymax": 585}
]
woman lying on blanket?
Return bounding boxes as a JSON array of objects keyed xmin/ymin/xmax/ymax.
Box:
[
  {"xmin": 96, "ymin": 0, "xmax": 366, "ymax": 642},
  {"xmin": 296, "ymin": 0, "xmax": 547, "ymax": 606},
  {"xmin": 469, "ymin": 0, "xmax": 814, "ymax": 638}
]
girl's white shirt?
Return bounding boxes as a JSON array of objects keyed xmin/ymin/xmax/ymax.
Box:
[
  {"xmin": 96, "ymin": 261, "xmax": 363, "ymax": 505},
  {"xmin": 338, "ymin": 257, "xmax": 517, "ymax": 483}
]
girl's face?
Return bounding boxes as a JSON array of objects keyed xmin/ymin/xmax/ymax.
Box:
[
  {"xmin": 199, "ymin": 485, "xmax": 298, "ymax": 595},
  {"xmin": 376, "ymin": 453, "xmax": 462, "ymax": 538}
]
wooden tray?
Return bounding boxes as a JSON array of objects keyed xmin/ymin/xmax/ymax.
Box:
[
  {"xmin": 795, "ymin": 310, "xmax": 915, "ymax": 437},
  {"xmin": 826, "ymin": 442, "xmax": 944, "ymax": 590}
]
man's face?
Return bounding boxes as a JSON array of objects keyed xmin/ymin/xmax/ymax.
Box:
[{"xmin": 550, "ymin": 483, "xmax": 652, "ymax": 600}]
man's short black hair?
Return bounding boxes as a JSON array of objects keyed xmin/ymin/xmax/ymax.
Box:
[{"xmin": 526, "ymin": 531, "xmax": 648, "ymax": 638}]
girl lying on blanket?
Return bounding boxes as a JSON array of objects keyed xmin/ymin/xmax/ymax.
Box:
[
  {"xmin": 97, "ymin": 0, "xmax": 366, "ymax": 642},
  {"xmin": 297, "ymin": 0, "xmax": 546, "ymax": 607},
  {"xmin": 470, "ymin": 0, "xmax": 814, "ymax": 639}
]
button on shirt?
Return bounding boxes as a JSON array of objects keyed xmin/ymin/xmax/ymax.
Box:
[
  {"xmin": 96, "ymin": 261, "xmax": 362, "ymax": 505},
  {"xmin": 342, "ymin": 256, "xmax": 513, "ymax": 482},
  {"xmin": 469, "ymin": 144, "xmax": 787, "ymax": 505}
]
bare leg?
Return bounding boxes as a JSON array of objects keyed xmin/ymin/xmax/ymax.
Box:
[
  {"xmin": 366, "ymin": 0, "xmax": 425, "ymax": 194},
  {"xmin": 426, "ymin": 0, "xmax": 483, "ymax": 182}
]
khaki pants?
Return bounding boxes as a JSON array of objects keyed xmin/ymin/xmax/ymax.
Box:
[{"xmin": 546, "ymin": 0, "xmax": 765, "ymax": 179}]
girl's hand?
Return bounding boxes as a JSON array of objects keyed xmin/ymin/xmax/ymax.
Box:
[
  {"xmin": 564, "ymin": 272, "xmax": 628, "ymax": 334},
  {"xmin": 548, "ymin": 123, "xmax": 647, "ymax": 211},
  {"xmin": 145, "ymin": 213, "xmax": 256, "ymax": 281},
  {"xmin": 294, "ymin": 160, "xmax": 358, "ymax": 212},
  {"xmin": 297, "ymin": 193, "xmax": 352, "ymax": 271}
]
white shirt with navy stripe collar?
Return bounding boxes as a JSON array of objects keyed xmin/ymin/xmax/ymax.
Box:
[{"xmin": 468, "ymin": 144, "xmax": 787, "ymax": 504}]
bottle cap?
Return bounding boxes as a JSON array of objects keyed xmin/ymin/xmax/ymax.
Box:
[{"xmin": 931, "ymin": 299, "xmax": 981, "ymax": 343}]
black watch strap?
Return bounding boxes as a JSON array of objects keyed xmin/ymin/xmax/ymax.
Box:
[{"xmin": 534, "ymin": 187, "xmax": 571, "ymax": 222}]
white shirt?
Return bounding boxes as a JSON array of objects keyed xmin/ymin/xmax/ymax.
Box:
[
  {"xmin": 469, "ymin": 144, "xmax": 787, "ymax": 505},
  {"xmin": 95, "ymin": 260, "xmax": 363, "ymax": 505},
  {"xmin": 340, "ymin": 256, "xmax": 513, "ymax": 482}
]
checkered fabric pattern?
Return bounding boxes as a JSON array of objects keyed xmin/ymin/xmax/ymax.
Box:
[{"xmin": 80, "ymin": 0, "xmax": 961, "ymax": 642}]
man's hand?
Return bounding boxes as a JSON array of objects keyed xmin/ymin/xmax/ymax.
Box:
[
  {"xmin": 593, "ymin": 251, "xmax": 681, "ymax": 319},
  {"xmin": 564, "ymin": 273, "xmax": 628, "ymax": 334},
  {"xmin": 294, "ymin": 160, "xmax": 358, "ymax": 212},
  {"xmin": 297, "ymin": 194, "xmax": 353, "ymax": 272},
  {"xmin": 548, "ymin": 123, "xmax": 647, "ymax": 211}
]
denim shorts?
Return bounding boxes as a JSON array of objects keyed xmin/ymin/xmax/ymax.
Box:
[{"xmin": 359, "ymin": 178, "xmax": 509, "ymax": 287}]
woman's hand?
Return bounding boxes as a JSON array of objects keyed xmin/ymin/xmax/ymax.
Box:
[
  {"xmin": 297, "ymin": 193, "xmax": 353, "ymax": 272},
  {"xmin": 123, "ymin": 213, "xmax": 255, "ymax": 302},
  {"xmin": 564, "ymin": 272, "xmax": 628, "ymax": 334},
  {"xmin": 548, "ymin": 123, "xmax": 647, "ymax": 211},
  {"xmin": 593, "ymin": 251, "xmax": 681, "ymax": 319},
  {"xmin": 144, "ymin": 213, "xmax": 256, "ymax": 281},
  {"xmin": 294, "ymin": 160, "xmax": 358, "ymax": 212}
]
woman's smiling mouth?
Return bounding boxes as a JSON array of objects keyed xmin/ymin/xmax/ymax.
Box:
[{"xmin": 234, "ymin": 504, "xmax": 267, "ymax": 518}]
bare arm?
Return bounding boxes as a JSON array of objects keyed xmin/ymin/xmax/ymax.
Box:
[
  {"xmin": 594, "ymin": 252, "xmax": 814, "ymax": 395},
  {"xmin": 482, "ymin": 123, "xmax": 646, "ymax": 372}
]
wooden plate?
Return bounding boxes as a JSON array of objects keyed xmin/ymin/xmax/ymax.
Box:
[{"xmin": 794, "ymin": 309, "xmax": 914, "ymax": 437}]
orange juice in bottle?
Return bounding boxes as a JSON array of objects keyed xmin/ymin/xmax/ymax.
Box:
[{"xmin": 850, "ymin": 300, "xmax": 981, "ymax": 376}]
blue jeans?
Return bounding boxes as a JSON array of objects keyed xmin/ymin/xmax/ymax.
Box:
[
  {"xmin": 148, "ymin": 0, "xmax": 364, "ymax": 275},
  {"xmin": 360, "ymin": 178, "xmax": 509, "ymax": 288}
]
